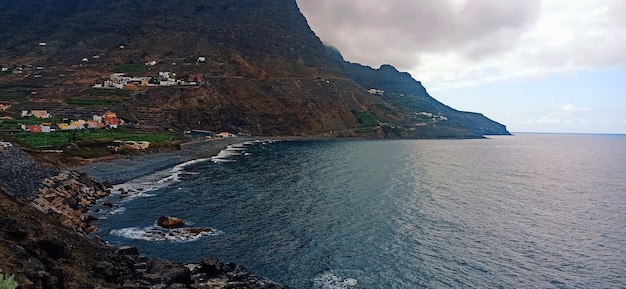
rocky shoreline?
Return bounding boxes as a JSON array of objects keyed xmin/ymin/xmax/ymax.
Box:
[{"xmin": 0, "ymin": 140, "xmax": 291, "ymax": 288}]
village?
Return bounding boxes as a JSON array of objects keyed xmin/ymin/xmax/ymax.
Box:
[
  {"xmin": 93, "ymin": 71, "xmax": 204, "ymax": 89},
  {"xmin": 16, "ymin": 110, "xmax": 124, "ymax": 133}
]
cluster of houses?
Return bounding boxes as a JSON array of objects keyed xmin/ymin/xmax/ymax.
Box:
[
  {"xmin": 416, "ymin": 112, "xmax": 448, "ymax": 121},
  {"xmin": 93, "ymin": 72, "xmax": 203, "ymax": 89},
  {"xmin": 20, "ymin": 110, "xmax": 124, "ymax": 133}
]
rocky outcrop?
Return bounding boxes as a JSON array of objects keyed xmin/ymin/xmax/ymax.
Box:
[
  {"xmin": 0, "ymin": 190, "xmax": 289, "ymax": 288},
  {"xmin": 157, "ymin": 215, "xmax": 186, "ymax": 229},
  {"xmin": 0, "ymin": 150, "xmax": 290, "ymax": 287},
  {"xmin": 30, "ymin": 170, "xmax": 110, "ymax": 233},
  {"xmin": 0, "ymin": 148, "xmax": 110, "ymax": 233},
  {"xmin": 0, "ymin": 148, "xmax": 59, "ymax": 201}
]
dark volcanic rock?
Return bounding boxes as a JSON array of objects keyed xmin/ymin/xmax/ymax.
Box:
[
  {"xmin": 37, "ymin": 239, "xmax": 65, "ymax": 260},
  {"xmin": 1, "ymin": 188, "xmax": 289, "ymax": 289},
  {"xmin": 200, "ymin": 256, "xmax": 224, "ymax": 276},
  {"xmin": 157, "ymin": 215, "xmax": 185, "ymax": 229},
  {"xmin": 0, "ymin": 149, "xmax": 59, "ymax": 201}
]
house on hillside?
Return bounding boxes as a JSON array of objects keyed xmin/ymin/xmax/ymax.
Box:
[
  {"xmin": 21, "ymin": 125, "xmax": 44, "ymax": 133},
  {"xmin": 0, "ymin": 103, "xmax": 10, "ymax": 111},
  {"xmin": 106, "ymin": 118, "xmax": 123, "ymax": 129},
  {"xmin": 102, "ymin": 111, "xmax": 117, "ymax": 119},
  {"xmin": 21, "ymin": 110, "xmax": 52, "ymax": 118},
  {"xmin": 86, "ymin": 120, "xmax": 105, "ymax": 129},
  {"xmin": 69, "ymin": 120, "xmax": 84, "ymax": 130}
]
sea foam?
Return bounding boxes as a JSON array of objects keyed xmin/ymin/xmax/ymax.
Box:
[
  {"xmin": 110, "ymin": 226, "xmax": 223, "ymax": 242},
  {"xmin": 313, "ymin": 271, "xmax": 360, "ymax": 289}
]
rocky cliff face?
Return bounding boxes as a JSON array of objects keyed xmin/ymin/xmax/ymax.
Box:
[{"xmin": 0, "ymin": 0, "xmax": 509, "ymax": 138}]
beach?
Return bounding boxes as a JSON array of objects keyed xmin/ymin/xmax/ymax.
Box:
[{"xmin": 76, "ymin": 137, "xmax": 257, "ymax": 185}]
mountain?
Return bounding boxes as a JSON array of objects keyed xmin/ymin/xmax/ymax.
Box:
[{"xmin": 0, "ymin": 0, "xmax": 510, "ymax": 138}]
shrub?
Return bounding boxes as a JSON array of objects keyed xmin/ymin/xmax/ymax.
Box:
[{"xmin": 0, "ymin": 273, "xmax": 18, "ymax": 289}]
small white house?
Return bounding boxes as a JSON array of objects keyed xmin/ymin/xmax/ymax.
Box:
[
  {"xmin": 197, "ymin": 57, "xmax": 206, "ymax": 63},
  {"xmin": 38, "ymin": 42, "xmax": 47, "ymax": 46}
]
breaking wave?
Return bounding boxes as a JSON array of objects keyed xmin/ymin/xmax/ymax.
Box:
[
  {"xmin": 313, "ymin": 271, "xmax": 361, "ymax": 289},
  {"xmin": 110, "ymin": 226, "xmax": 223, "ymax": 242}
]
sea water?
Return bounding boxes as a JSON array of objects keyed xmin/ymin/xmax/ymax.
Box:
[{"xmin": 93, "ymin": 134, "xmax": 626, "ymax": 288}]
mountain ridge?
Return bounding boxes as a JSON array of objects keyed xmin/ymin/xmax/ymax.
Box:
[{"xmin": 0, "ymin": 0, "xmax": 510, "ymax": 138}]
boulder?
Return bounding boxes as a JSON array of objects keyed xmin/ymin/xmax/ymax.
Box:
[
  {"xmin": 148, "ymin": 260, "xmax": 190, "ymax": 285},
  {"xmin": 117, "ymin": 245, "xmax": 140, "ymax": 256},
  {"xmin": 157, "ymin": 216, "xmax": 185, "ymax": 229},
  {"xmin": 200, "ymin": 256, "xmax": 223, "ymax": 276},
  {"xmin": 92, "ymin": 261, "xmax": 117, "ymax": 281}
]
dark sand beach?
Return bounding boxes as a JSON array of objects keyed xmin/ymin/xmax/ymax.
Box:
[{"xmin": 76, "ymin": 137, "xmax": 257, "ymax": 185}]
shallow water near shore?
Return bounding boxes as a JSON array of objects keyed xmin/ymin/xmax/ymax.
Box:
[{"xmin": 93, "ymin": 134, "xmax": 626, "ymax": 288}]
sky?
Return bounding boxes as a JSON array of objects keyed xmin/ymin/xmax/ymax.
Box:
[{"xmin": 296, "ymin": 0, "xmax": 626, "ymax": 134}]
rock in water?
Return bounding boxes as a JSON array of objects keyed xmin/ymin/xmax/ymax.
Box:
[{"xmin": 157, "ymin": 216, "xmax": 185, "ymax": 229}]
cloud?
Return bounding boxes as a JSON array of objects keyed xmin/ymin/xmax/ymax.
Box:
[
  {"xmin": 552, "ymin": 104, "xmax": 590, "ymax": 116},
  {"xmin": 297, "ymin": 0, "xmax": 626, "ymax": 90},
  {"xmin": 298, "ymin": 0, "xmax": 539, "ymax": 67},
  {"xmin": 528, "ymin": 104, "xmax": 591, "ymax": 125}
]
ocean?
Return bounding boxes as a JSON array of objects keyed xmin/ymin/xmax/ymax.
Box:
[{"xmin": 92, "ymin": 133, "xmax": 626, "ymax": 288}]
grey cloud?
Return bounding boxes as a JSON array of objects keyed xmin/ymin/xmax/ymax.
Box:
[{"xmin": 297, "ymin": 0, "xmax": 541, "ymax": 69}]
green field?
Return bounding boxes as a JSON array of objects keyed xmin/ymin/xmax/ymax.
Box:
[
  {"xmin": 12, "ymin": 130, "xmax": 175, "ymax": 148},
  {"xmin": 0, "ymin": 117, "xmax": 63, "ymax": 130},
  {"xmin": 352, "ymin": 110, "xmax": 382, "ymax": 127},
  {"xmin": 112, "ymin": 63, "xmax": 147, "ymax": 73}
]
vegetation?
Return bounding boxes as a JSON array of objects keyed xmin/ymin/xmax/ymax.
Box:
[
  {"xmin": 12, "ymin": 130, "xmax": 175, "ymax": 148},
  {"xmin": 0, "ymin": 273, "xmax": 18, "ymax": 289},
  {"xmin": 0, "ymin": 117, "xmax": 62, "ymax": 130},
  {"xmin": 112, "ymin": 63, "xmax": 147, "ymax": 73},
  {"xmin": 352, "ymin": 110, "xmax": 381, "ymax": 127},
  {"xmin": 0, "ymin": 70, "xmax": 12, "ymax": 78}
]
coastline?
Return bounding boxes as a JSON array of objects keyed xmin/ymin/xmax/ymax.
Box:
[{"xmin": 75, "ymin": 136, "xmax": 258, "ymax": 185}]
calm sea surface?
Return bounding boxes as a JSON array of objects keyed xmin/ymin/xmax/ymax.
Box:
[{"xmin": 94, "ymin": 133, "xmax": 626, "ymax": 288}]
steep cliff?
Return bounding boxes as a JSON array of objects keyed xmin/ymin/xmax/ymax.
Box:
[{"xmin": 342, "ymin": 63, "xmax": 510, "ymax": 137}]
